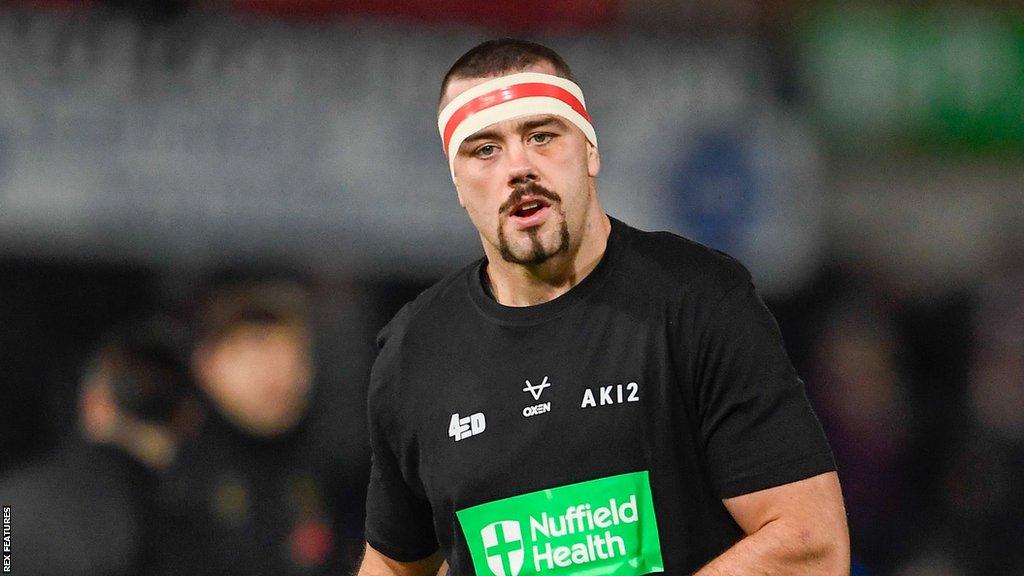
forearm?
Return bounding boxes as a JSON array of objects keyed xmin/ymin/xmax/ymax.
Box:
[
  {"xmin": 694, "ymin": 517, "xmax": 848, "ymax": 576},
  {"xmin": 356, "ymin": 544, "xmax": 443, "ymax": 576}
]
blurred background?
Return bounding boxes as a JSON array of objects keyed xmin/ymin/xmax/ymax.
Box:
[{"xmin": 0, "ymin": 0, "xmax": 1022, "ymax": 575}]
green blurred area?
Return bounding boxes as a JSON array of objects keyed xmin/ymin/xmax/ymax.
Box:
[{"xmin": 799, "ymin": 3, "xmax": 1024, "ymax": 153}]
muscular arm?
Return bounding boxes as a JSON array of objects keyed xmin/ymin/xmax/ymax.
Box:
[
  {"xmin": 356, "ymin": 544, "xmax": 444, "ymax": 576},
  {"xmin": 695, "ymin": 472, "xmax": 850, "ymax": 576}
]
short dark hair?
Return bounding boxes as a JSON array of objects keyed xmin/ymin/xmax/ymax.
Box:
[
  {"xmin": 194, "ymin": 279, "xmax": 311, "ymax": 345},
  {"xmin": 90, "ymin": 315, "xmax": 192, "ymax": 422},
  {"xmin": 440, "ymin": 39, "xmax": 576, "ymax": 107}
]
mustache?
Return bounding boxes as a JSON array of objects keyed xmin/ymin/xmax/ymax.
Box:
[{"xmin": 498, "ymin": 182, "xmax": 562, "ymax": 215}]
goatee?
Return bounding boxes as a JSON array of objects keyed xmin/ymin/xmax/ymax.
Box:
[{"xmin": 497, "ymin": 182, "xmax": 570, "ymax": 266}]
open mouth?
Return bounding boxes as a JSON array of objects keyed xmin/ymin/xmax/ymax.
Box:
[{"xmin": 511, "ymin": 198, "xmax": 551, "ymax": 219}]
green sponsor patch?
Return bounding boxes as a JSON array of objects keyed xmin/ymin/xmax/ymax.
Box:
[{"xmin": 456, "ymin": 471, "xmax": 663, "ymax": 576}]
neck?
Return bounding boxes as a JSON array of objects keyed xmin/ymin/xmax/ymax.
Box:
[{"xmin": 484, "ymin": 212, "xmax": 611, "ymax": 306}]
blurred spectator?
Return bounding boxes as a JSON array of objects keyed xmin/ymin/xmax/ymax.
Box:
[
  {"xmin": 0, "ymin": 316, "xmax": 198, "ymax": 576},
  {"xmin": 808, "ymin": 295, "xmax": 915, "ymax": 573},
  {"xmin": 967, "ymin": 269, "xmax": 1024, "ymax": 444},
  {"xmin": 902, "ymin": 269, "xmax": 1024, "ymax": 575},
  {"xmin": 166, "ymin": 273, "xmax": 366, "ymax": 576}
]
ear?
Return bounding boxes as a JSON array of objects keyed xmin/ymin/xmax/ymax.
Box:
[
  {"xmin": 586, "ymin": 142, "xmax": 601, "ymax": 178},
  {"xmin": 454, "ymin": 176, "xmax": 467, "ymax": 208}
]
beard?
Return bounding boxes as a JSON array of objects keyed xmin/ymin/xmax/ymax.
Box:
[{"xmin": 496, "ymin": 182, "xmax": 571, "ymax": 266}]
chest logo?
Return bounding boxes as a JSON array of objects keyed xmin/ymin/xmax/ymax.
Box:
[
  {"xmin": 449, "ymin": 412, "xmax": 486, "ymax": 442},
  {"xmin": 581, "ymin": 382, "xmax": 640, "ymax": 408},
  {"xmin": 522, "ymin": 376, "xmax": 551, "ymax": 401},
  {"xmin": 481, "ymin": 521, "xmax": 526, "ymax": 576},
  {"xmin": 522, "ymin": 376, "xmax": 552, "ymax": 418},
  {"xmin": 457, "ymin": 471, "xmax": 664, "ymax": 576}
]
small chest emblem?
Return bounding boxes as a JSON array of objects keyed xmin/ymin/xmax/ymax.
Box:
[
  {"xmin": 449, "ymin": 412, "xmax": 486, "ymax": 441},
  {"xmin": 521, "ymin": 376, "xmax": 552, "ymax": 418},
  {"xmin": 522, "ymin": 376, "xmax": 551, "ymax": 401}
]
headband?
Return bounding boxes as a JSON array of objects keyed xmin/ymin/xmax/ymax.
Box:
[{"xmin": 437, "ymin": 72, "xmax": 598, "ymax": 180}]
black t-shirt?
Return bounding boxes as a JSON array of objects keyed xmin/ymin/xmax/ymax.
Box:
[{"xmin": 365, "ymin": 217, "xmax": 835, "ymax": 575}]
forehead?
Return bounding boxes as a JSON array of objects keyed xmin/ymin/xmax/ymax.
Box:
[
  {"xmin": 440, "ymin": 60, "xmax": 560, "ymax": 112},
  {"xmin": 458, "ymin": 114, "xmax": 572, "ymax": 147}
]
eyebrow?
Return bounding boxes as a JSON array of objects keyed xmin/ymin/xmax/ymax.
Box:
[
  {"xmin": 460, "ymin": 128, "xmax": 502, "ymax": 148},
  {"xmin": 518, "ymin": 116, "xmax": 569, "ymax": 133},
  {"xmin": 459, "ymin": 115, "xmax": 568, "ymax": 149}
]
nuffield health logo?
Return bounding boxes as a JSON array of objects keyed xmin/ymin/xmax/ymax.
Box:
[
  {"xmin": 457, "ymin": 472, "xmax": 664, "ymax": 576},
  {"xmin": 481, "ymin": 521, "xmax": 525, "ymax": 576}
]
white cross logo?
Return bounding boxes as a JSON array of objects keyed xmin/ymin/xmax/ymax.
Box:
[
  {"xmin": 522, "ymin": 376, "xmax": 551, "ymax": 401},
  {"xmin": 481, "ymin": 521, "xmax": 524, "ymax": 576}
]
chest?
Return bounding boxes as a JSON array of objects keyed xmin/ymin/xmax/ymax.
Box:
[{"xmin": 402, "ymin": 312, "xmax": 696, "ymax": 512}]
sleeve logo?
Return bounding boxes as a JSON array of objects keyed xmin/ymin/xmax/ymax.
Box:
[{"xmin": 449, "ymin": 412, "xmax": 486, "ymax": 442}]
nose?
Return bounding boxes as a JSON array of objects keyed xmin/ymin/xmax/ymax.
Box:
[{"xmin": 505, "ymin": 141, "xmax": 538, "ymax": 188}]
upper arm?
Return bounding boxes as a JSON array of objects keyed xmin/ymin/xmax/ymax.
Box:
[
  {"xmin": 692, "ymin": 277, "xmax": 836, "ymax": 497},
  {"xmin": 358, "ymin": 544, "xmax": 444, "ymax": 576},
  {"xmin": 365, "ymin": 312, "xmax": 441, "ymax": 561},
  {"xmin": 722, "ymin": 471, "xmax": 849, "ymax": 548}
]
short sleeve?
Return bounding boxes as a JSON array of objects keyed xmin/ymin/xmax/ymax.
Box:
[
  {"xmin": 363, "ymin": 306, "xmax": 440, "ymax": 561},
  {"xmin": 694, "ymin": 280, "xmax": 835, "ymax": 499}
]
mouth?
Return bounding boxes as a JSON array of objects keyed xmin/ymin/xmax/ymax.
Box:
[
  {"xmin": 508, "ymin": 197, "xmax": 552, "ymax": 228},
  {"xmin": 512, "ymin": 198, "xmax": 549, "ymax": 217}
]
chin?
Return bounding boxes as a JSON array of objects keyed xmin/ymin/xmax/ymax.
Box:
[{"xmin": 506, "ymin": 235, "xmax": 568, "ymax": 266}]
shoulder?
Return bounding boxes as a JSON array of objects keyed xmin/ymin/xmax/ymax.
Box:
[
  {"xmin": 0, "ymin": 456, "xmax": 61, "ymax": 503},
  {"xmin": 369, "ymin": 260, "xmax": 478, "ymax": 404},
  {"xmin": 614, "ymin": 220, "xmax": 752, "ymax": 301},
  {"xmin": 375, "ymin": 259, "xmax": 480, "ymax": 351},
  {"xmin": 368, "ymin": 261, "xmax": 478, "ymax": 430}
]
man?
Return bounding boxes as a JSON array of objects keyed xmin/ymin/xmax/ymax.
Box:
[
  {"xmin": 359, "ymin": 39, "xmax": 849, "ymax": 576},
  {"xmin": 168, "ymin": 276, "xmax": 367, "ymax": 575},
  {"xmin": 0, "ymin": 316, "xmax": 197, "ymax": 576}
]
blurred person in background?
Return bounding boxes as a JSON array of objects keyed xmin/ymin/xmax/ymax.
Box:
[
  {"xmin": 166, "ymin": 272, "xmax": 366, "ymax": 576},
  {"xmin": 0, "ymin": 315, "xmax": 198, "ymax": 576},
  {"xmin": 899, "ymin": 267, "xmax": 1024, "ymax": 576},
  {"xmin": 808, "ymin": 296, "xmax": 915, "ymax": 574}
]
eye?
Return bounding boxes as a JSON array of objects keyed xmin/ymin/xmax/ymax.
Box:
[
  {"xmin": 474, "ymin": 144, "xmax": 498, "ymax": 158},
  {"xmin": 529, "ymin": 133, "xmax": 554, "ymax": 144}
]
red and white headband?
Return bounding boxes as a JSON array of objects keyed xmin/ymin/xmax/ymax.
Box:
[{"xmin": 437, "ymin": 72, "xmax": 598, "ymax": 180}]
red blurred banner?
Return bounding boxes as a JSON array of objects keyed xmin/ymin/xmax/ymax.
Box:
[{"xmin": 230, "ymin": 0, "xmax": 620, "ymax": 31}]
